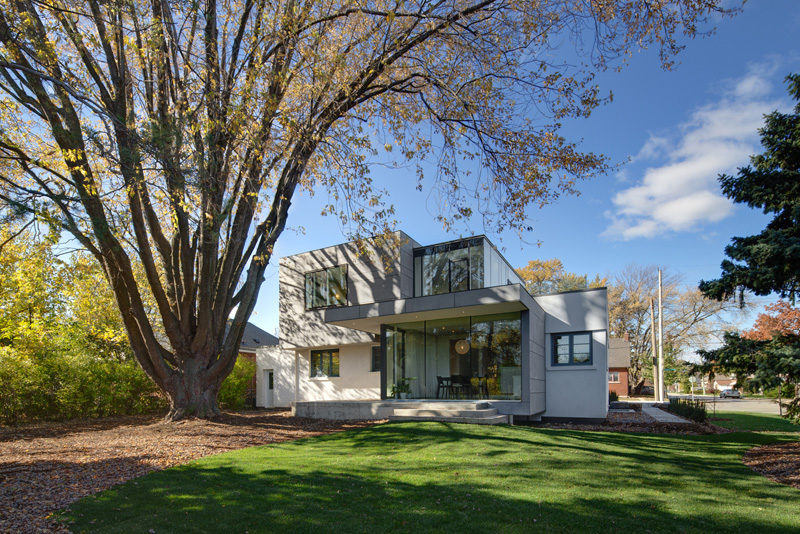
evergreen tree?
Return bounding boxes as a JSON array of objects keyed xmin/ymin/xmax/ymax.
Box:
[{"xmin": 700, "ymin": 74, "xmax": 800, "ymax": 303}]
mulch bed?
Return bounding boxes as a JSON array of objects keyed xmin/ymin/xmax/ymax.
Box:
[
  {"xmin": 0, "ymin": 410, "xmax": 379, "ymax": 533},
  {"xmin": 743, "ymin": 441, "xmax": 800, "ymax": 490}
]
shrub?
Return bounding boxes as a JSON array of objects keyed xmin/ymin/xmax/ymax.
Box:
[
  {"xmin": 609, "ymin": 391, "xmax": 619, "ymax": 403},
  {"xmin": 0, "ymin": 346, "xmax": 166, "ymax": 425},
  {"xmin": 667, "ymin": 398, "xmax": 707, "ymax": 423},
  {"xmin": 218, "ymin": 357, "xmax": 256, "ymax": 410}
]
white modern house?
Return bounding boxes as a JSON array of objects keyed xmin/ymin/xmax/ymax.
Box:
[{"xmin": 256, "ymin": 231, "xmax": 609, "ymax": 423}]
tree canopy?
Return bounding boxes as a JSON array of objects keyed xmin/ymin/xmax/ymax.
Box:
[
  {"xmin": 700, "ymin": 74, "xmax": 800, "ymax": 304},
  {"xmin": 516, "ymin": 258, "xmax": 606, "ymax": 296},
  {"xmin": 0, "ymin": 0, "xmax": 732, "ymax": 418}
]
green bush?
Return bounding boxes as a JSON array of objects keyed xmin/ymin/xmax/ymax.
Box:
[
  {"xmin": 0, "ymin": 346, "xmax": 166, "ymax": 425},
  {"xmin": 667, "ymin": 398, "xmax": 707, "ymax": 423},
  {"xmin": 218, "ymin": 357, "xmax": 256, "ymax": 410},
  {"xmin": 609, "ymin": 391, "xmax": 619, "ymax": 403}
]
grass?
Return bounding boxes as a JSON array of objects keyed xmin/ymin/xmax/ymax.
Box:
[
  {"xmin": 61, "ymin": 423, "xmax": 800, "ymax": 533},
  {"xmin": 710, "ymin": 411, "xmax": 800, "ymax": 432}
]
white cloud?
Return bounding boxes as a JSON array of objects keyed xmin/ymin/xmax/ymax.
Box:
[{"xmin": 604, "ymin": 64, "xmax": 784, "ymax": 240}]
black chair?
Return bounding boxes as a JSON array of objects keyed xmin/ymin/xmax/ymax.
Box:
[
  {"xmin": 450, "ymin": 375, "xmax": 472, "ymax": 399},
  {"xmin": 436, "ymin": 376, "xmax": 452, "ymax": 399},
  {"xmin": 476, "ymin": 377, "xmax": 489, "ymax": 399}
]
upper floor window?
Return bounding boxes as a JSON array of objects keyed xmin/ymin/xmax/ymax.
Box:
[
  {"xmin": 305, "ymin": 265, "xmax": 347, "ymax": 309},
  {"xmin": 552, "ymin": 332, "xmax": 593, "ymax": 366},
  {"xmin": 414, "ymin": 237, "xmax": 484, "ymax": 296}
]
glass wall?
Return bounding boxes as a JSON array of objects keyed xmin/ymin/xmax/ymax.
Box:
[
  {"xmin": 413, "ymin": 238, "xmax": 484, "ymax": 296},
  {"xmin": 383, "ymin": 312, "xmax": 522, "ymax": 400}
]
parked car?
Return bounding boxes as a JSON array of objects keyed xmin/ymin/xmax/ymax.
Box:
[{"xmin": 720, "ymin": 389, "xmax": 741, "ymax": 399}]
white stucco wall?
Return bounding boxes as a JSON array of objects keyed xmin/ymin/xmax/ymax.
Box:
[
  {"xmin": 535, "ymin": 289, "xmax": 609, "ymax": 420},
  {"xmin": 296, "ymin": 344, "xmax": 381, "ymax": 401},
  {"xmin": 256, "ymin": 346, "xmax": 296, "ymax": 407}
]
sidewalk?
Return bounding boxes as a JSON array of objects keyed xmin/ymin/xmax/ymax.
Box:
[{"xmin": 641, "ymin": 403, "xmax": 693, "ymax": 424}]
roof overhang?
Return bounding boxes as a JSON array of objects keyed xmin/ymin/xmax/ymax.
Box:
[{"xmin": 324, "ymin": 284, "xmax": 531, "ymax": 335}]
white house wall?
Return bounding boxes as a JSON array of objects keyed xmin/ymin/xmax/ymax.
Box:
[
  {"xmin": 255, "ymin": 346, "xmax": 296, "ymax": 407},
  {"xmin": 535, "ymin": 289, "xmax": 609, "ymax": 420},
  {"xmin": 295, "ymin": 344, "xmax": 381, "ymax": 401}
]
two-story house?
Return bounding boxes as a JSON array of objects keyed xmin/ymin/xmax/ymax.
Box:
[{"xmin": 255, "ymin": 231, "xmax": 609, "ymax": 423}]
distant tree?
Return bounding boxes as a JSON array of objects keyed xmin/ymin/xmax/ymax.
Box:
[
  {"xmin": 608, "ymin": 265, "xmax": 740, "ymax": 394},
  {"xmin": 0, "ymin": 0, "xmax": 734, "ymax": 419},
  {"xmin": 700, "ymin": 74, "xmax": 800, "ymax": 304},
  {"xmin": 743, "ymin": 300, "xmax": 800, "ymax": 341},
  {"xmin": 516, "ymin": 259, "xmax": 606, "ymax": 296}
]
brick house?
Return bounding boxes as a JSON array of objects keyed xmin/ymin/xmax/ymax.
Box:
[{"xmin": 608, "ymin": 337, "xmax": 630, "ymax": 398}]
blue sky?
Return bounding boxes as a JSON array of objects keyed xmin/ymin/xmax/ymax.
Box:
[{"xmin": 250, "ymin": 1, "xmax": 800, "ymax": 336}]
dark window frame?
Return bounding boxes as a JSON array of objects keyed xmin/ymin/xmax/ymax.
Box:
[
  {"xmin": 413, "ymin": 237, "xmax": 483, "ymax": 297},
  {"xmin": 370, "ymin": 345, "xmax": 381, "ymax": 372},
  {"xmin": 310, "ymin": 349, "xmax": 340, "ymax": 378},
  {"xmin": 551, "ymin": 332, "xmax": 594, "ymax": 366},
  {"xmin": 304, "ymin": 265, "xmax": 348, "ymax": 310}
]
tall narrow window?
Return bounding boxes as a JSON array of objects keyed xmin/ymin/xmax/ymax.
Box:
[
  {"xmin": 370, "ymin": 346, "xmax": 381, "ymax": 372},
  {"xmin": 305, "ymin": 265, "xmax": 348, "ymax": 309}
]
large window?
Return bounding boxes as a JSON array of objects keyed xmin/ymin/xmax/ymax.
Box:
[
  {"xmin": 413, "ymin": 238, "xmax": 484, "ymax": 296},
  {"xmin": 305, "ymin": 265, "xmax": 347, "ymax": 309},
  {"xmin": 311, "ymin": 349, "xmax": 340, "ymax": 377},
  {"xmin": 383, "ymin": 312, "xmax": 522, "ymax": 400},
  {"xmin": 552, "ymin": 332, "xmax": 593, "ymax": 366}
]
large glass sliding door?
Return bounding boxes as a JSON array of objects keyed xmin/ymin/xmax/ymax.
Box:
[{"xmin": 383, "ymin": 312, "xmax": 522, "ymax": 400}]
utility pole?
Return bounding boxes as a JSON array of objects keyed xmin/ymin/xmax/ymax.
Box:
[
  {"xmin": 649, "ymin": 297, "xmax": 658, "ymax": 401},
  {"xmin": 657, "ymin": 269, "xmax": 665, "ymax": 403}
]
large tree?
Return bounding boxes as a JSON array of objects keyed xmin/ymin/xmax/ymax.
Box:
[
  {"xmin": 700, "ymin": 73, "xmax": 800, "ymax": 304},
  {"xmin": 0, "ymin": 0, "xmax": 732, "ymax": 419}
]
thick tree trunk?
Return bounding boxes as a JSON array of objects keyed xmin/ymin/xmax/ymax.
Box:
[{"xmin": 163, "ymin": 367, "xmax": 223, "ymax": 421}]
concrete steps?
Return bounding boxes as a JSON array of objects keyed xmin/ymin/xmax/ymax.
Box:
[{"xmin": 387, "ymin": 402, "xmax": 509, "ymax": 425}]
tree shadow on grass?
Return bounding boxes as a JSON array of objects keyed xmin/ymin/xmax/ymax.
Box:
[
  {"xmin": 60, "ymin": 459, "xmax": 800, "ymax": 534},
  {"xmin": 58, "ymin": 423, "xmax": 800, "ymax": 533}
]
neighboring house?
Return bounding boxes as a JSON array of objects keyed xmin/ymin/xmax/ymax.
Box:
[
  {"xmin": 233, "ymin": 322, "xmax": 279, "ymax": 406},
  {"xmin": 712, "ymin": 374, "xmax": 737, "ymax": 392},
  {"xmin": 607, "ymin": 338, "xmax": 630, "ymax": 398},
  {"xmin": 256, "ymin": 231, "xmax": 609, "ymax": 422}
]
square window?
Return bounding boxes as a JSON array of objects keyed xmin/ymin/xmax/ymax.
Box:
[
  {"xmin": 310, "ymin": 349, "xmax": 340, "ymax": 377},
  {"xmin": 551, "ymin": 332, "xmax": 593, "ymax": 366},
  {"xmin": 305, "ymin": 266, "xmax": 348, "ymax": 309}
]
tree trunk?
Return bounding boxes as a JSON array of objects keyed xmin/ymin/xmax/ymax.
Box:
[{"xmin": 163, "ymin": 367, "xmax": 222, "ymax": 421}]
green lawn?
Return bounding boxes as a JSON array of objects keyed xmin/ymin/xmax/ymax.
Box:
[
  {"xmin": 61, "ymin": 423, "xmax": 800, "ymax": 533},
  {"xmin": 710, "ymin": 411, "xmax": 800, "ymax": 432}
]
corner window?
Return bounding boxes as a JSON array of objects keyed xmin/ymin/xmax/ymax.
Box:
[
  {"xmin": 311, "ymin": 349, "xmax": 339, "ymax": 378},
  {"xmin": 370, "ymin": 346, "xmax": 381, "ymax": 372},
  {"xmin": 305, "ymin": 265, "xmax": 347, "ymax": 309},
  {"xmin": 552, "ymin": 332, "xmax": 593, "ymax": 366},
  {"xmin": 608, "ymin": 371, "xmax": 620, "ymax": 383}
]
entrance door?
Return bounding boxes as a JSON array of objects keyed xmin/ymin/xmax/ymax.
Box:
[{"xmin": 264, "ymin": 369, "xmax": 274, "ymax": 408}]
